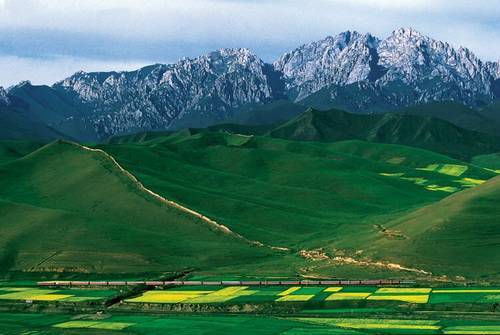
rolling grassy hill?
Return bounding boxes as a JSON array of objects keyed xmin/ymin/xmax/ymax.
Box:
[
  {"xmin": 267, "ymin": 108, "xmax": 500, "ymax": 160},
  {"xmin": 368, "ymin": 175, "xmax": 500, "ymax": 280},
  {"xmin": 99, "ymin": 130, "xmax": 497, "ymax": 280},
  {"xmin": 0, "ymin": 140, "xmax": 274, "ymax": 275},
  {"xmin": 0, "ymin": 120, "xmax": 499, "ymax": 281}
]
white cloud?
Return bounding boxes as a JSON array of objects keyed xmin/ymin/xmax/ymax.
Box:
[
  {"xmin": 0, "ymin": 55, "xmax": 148, "ymax": 87},
  {"xmin": 0, "ymin": 0, "xmax": 498, "ymax": 86}
]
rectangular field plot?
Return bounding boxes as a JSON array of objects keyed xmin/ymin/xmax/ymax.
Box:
[
  {"xmin": 126, "ymin": 287, "xmax": 257, "ymax": 304},
  {"xmin": 278, "ymin": 287, "xmax": 301, "ymax": 296},
  {"xmin": 430, "ymin": 289, "xmax": 500, "ymax": 304},
  {"xmin": 276, "ymin": 295, "xmax": 315, "ymax": 302},
  {"xmin": 367, "ymin": 294, "xmax": 430, "ymax": 303},
  {"xmin": 54, "ymin": 321, "xmax": 135, "ymax": 330},
  {"xmin": 0, "ymin": 287, "xmax": 117, "ymax": 303},
  {"xmin": 325, "ymin": 292, "xmax": 371, "ymax": 301},
  {"xmin": 376, "ymin": 288, "xmax": 431, "ymax": 294},
  {"xmin": 293, "ymin": 318, "xmax": 441, "ymax": 333}
]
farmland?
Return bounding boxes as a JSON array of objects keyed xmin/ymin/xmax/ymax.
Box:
[{"xmin": 0, "ymin": 283, "xmax": 499, "ymax": 335}]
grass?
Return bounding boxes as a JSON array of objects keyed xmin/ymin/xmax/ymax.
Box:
[
  {"xmin": 97, "ymin": 132, "xmax": 497, "ymax": 280},
  {"xmin": 0, "ymin": 311, "xmax": 498, "ymax": 335},
  {"xmin": 0, "ymin": 140, "xmax": 274, "ymax": 275},
  {"xmin": 368, "ymin": 175, "xmax": 500, "ymax": 279},
  {"xmin": 0, "ymin": 129, "xmax": 499, "ymax": 281}
]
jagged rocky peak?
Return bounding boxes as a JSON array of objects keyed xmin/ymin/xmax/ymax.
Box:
[
  {"xmin": 378, "ymin": 27, "xmax": 492, "ymax": 98},
  {"xmin": 487, "ymin": 61, "xmax": 500, "ymax": 79},
  {"xmin": 50, "ymin": 47, "xmax": 280, "ymax": 140},
  {"xmin": 274, "ymin": 30, "xmax": 381, "ymax": 100},
  {"xmin": 0, "ymin": 86, "xmax": 9, "ymax": 105},
  {"xmin": 276, "ymin": 27, "xmax": 495, "ymax": 106}
]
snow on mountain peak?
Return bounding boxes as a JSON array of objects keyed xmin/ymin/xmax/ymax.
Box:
[{"xmin": 0, "ymin": 87, "xmax": 9, "ymax": 105}]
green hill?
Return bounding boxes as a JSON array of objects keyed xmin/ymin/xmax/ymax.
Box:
[
  {"xmin": 368, "ymin": 175, "xmax": 500, "ymax": 280},
  {"xmin": 0, "ymin": 140, "xmax": 273, "ymax": 274},
  {"xmin": 1, "ymin": 128, "xmax": 498, "ymax": 281},
  {"xmin": 100, "ymin": 131, "xmax": 497, "ymax": 279},
  {"xmin": 268, "ymin": 108, "xmax": 500, "ymax": 160}
]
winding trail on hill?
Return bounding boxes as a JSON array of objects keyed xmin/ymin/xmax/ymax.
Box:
[{"xmin": 77, "ymin": 143, "xmax": 289, "ymax": 252}]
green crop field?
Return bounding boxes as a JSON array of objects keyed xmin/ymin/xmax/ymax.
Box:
[{"xmin": 0, "ymin": 311, "xmax": 498, "ymax": 335}]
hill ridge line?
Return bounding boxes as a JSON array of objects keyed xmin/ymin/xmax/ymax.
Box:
[{"xmin": 77, "ymin": 143, "xmax": 289, "ymax": 252}]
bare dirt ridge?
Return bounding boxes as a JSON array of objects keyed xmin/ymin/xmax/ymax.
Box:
[{"xmin": 298, "ymin": 248, "xmax": 432, "ymax": 276}]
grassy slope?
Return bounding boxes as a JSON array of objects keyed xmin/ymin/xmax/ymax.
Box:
[
  {"xmin": 101, "ymin": 131, "xmax": 496, "ymax": 279},
  {"xmin": 370, "ymin": 176, "xmax": 500, "ymax": 279},
  {"xmin": 0, "ymin": 140, "xmax": 274, "ymax": 274},
  {"xmin": 268, "ymin": 108, "xmax": 500, "ymax": 161},
  {"xmin": 1, "ymin": 129, "xmax": 498, "ymax": 280},
  {"xmin": 472, "ymin": 152, "xmax": 500, "ymax": 171}
]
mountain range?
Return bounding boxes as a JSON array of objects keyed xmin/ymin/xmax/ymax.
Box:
[{"xmin": 0, "ymin": 27, "xmax": 499, "ymax": 142}]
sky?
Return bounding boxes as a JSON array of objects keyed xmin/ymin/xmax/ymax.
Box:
[{"xmin": 0, "ymin": 0, "xmax": 499, "ymax": 87}]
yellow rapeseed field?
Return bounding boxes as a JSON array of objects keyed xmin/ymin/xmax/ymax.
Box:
[
  {"xmin": 367, "ymin": 294, "xmax": 429, "ymax": 303},
  {"xmin": 376, "ymin": 288, "xmax": 432, "ymax": 294},
  {"xmin": 325, "ymin": 292, "xmax": 371, "ymax": 300},
  {"xmin": 278, "ymin": 287, "xmax": 301, "ymax": 296}
]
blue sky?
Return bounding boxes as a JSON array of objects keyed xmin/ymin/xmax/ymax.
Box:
[{"xmin": 0, "ymin": 0, "xmax": 499, "ymax": 87}]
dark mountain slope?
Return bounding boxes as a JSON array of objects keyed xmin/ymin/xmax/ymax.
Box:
[{"xmin": 268, "ymin": 108, "xmax": 500, "ymax": 160}]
